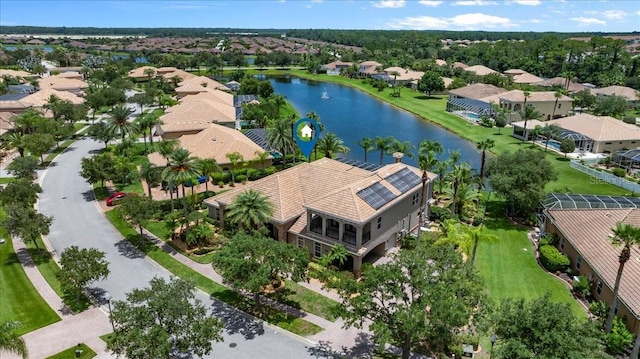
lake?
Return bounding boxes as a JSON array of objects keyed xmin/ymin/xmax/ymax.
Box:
[{"xmin": 264, "ymin": 75, "xmax": 481, "ymax": 170}]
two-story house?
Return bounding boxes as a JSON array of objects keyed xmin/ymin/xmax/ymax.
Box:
[{"xmin": 204, "ymin": 158, "xmax": 435, "ymax": 276}]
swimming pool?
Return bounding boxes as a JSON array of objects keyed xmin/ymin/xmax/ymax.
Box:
[
  {"xmin": 542, "ymin": 140, "xmax": 561, "ymax": 151},
  {"xmin": 458, "ymin": 111, "xmax": 480, "ymax": 121}
]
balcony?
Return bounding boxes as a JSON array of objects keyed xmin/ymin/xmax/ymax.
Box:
[
  {"xmin": 362, "ymin": 232, "xmax": 371, "ymax": 244},
  {"xmin": 326, "ymin": 227, "xmax": 339, "ymax": 240},
  {"xmin": 310, "ymin": 225, "xmax": 322, "ymax": 235},
  {"xmin": 342, "ymin": 231, "xmax": 356, "ymax": 246}
]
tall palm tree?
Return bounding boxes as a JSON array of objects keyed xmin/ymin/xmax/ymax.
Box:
[
  {"xmin": 269, "ymin": 94, "xmax": 287, "ymax": 115},
  {"xmin": 604, "ymin": 222, "xmax": 640, "ymax": 333},
  {"xmin": 317, "ymin": 133, "xmax": 350, "ymax": 158},
  {"xmin": 135, "ymin": 112, "xmax": 161, "ymax": 150},
  {"xmin": 266, "ymin": 117, "xmax": 294, "ymax": 163},
  {"xmin": 0, "ymin": 321, "xmax": 28, "ymax": 359},
  {"xmin": 356, "ymin": 137, "xmax": 374, "ymax": 163},
  {"xmin": 539, "ymin": 125, "xmax": 562, "ymax": 152},
  {"xmin": 417, "ymin": 150, "xmax": 439, "ymax": 235},
  {"xmin": 446, "ymin": 162, "xmax": 473, "ymax": 217},
  {"xmin": 254, "ymin": 150, "xmax": 270, "ymax": 170},
  {"xmin": 464, "ymin": 224, "xmax": 498, "ymax": 265},
  {"xmin": 139, "ymin": 163, "xmax": 161, "ymax": 199},
  {"xmin": 476, "ymin": 139, "xmax": 495, "ymax": 180},
  {"xmin": 154, "ymin": 139, "xmax": 178, "ymax": 166},
  {"xmin": 390, "ymin": 140, "xmax": 415, "ymax": 159},
  {"xmin": 517, "ymin": 104, "xmax": 541, "ymax": 143},
  {"xmin": 374, "ymin": 135, "xmax": 394, "ymax": 165},
  {"xmin": 225, "ymin": 189, "xmax": 274, "ymax": 232},
  {"xmin": 1, "ymin": 132, "xmax": 26, "ymax": 157},
  {"xmin": 225, "ymin": 151, "xmax": 244, "ymax": 184},
  {"xmin": 106, "ymin": 104, "xmax": 135, "ymax": 140},
  {"xmin": 435, "ymin": 160, "xmax": 448, "ymax": 195},
  {"xmin": 162, "ymin": 148, "xmax": 201, "ymax": 230},
  {"xmin": 418, "ymin": 139, "xmax": 444, "ymax": 157},
  {"xmin": 551, "ymin": 90, "xmax": 563, "ymax": 120},
  {"xmin": 197, "ymin": 158, "xmax": 220, "ymax": 192}
]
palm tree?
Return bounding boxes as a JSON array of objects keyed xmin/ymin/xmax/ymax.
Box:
[
  {"xmin": 197, "ymin": 158, "xmax": 220, "ymax": 192},
  {"xmin": 517, "ymin": 104, "xmax": 541, "ymax": 143},
  {"xmin": 356, "ymin": 137, "xmax": 374, "ymax": 163},
  {"xmin": 476, "ymin": 139, "xmax": 495, "ymax": 180},
  {"xmin": 139, "ymin": 163, "xmax": 161, "ymax": 199},
  {"xmin": 390, "ymin": 140, "xmax": 415, "ymax": 159},
  {"xmin": 435, "ymin": 160, "xmax": 448, "ymax": 195},
  {"xmin": 106, "ymin": 104, "xmax": 135, "ymax": 140},
  {"xmin": 464, "ymin": 224, "xmax": 498, "ymax": 265},
  {"xmin": 551, "ymin": 90, "xmax": 563, "ymax": 120},
  {"xmin": 269, "ymin": 94, "xmax": 287, "ymax": 115},
  {"xmin": 162, "ymin": 148, "xmax": 201, "ymax": 230},
  {"xmin": 225, "ymin": 188, "xmax": 274, "ymax": 232},
  {"xmin": 539, "ymin": 125, "xmax": 562, "ymax": 152},
  {"xmin": 604, "ymin": 222, "xmax": 640, "ymax": 333},
  {"xmin": 266, "ymin": 117, "xmax": 294, "ymax": 163},
  {"xmin": 1, "ymin": 132, "xmax": 26, "ymax": 157},
  {"xmin": 418, "ymin": 139, "xmax": 444, "ymax": 157},
  {"xmin": 254, "ymin": 150, "xmax": 270, "ymax": 170},
  {"xmin": 225, "ymin": 151, "xmax": 244, "ymax": 184},
  {"xmin": 446, "ymin": 162, "xmax": 473, "ymax": 217},
  {"xmin": 135, "ymin": 112, "xmax": 161, "ymax": 151},
  {"xmin": 374, "ymin": 135, "xmax": 394, "ymax": 165},
  {"xmin": 417, "ymin": 150, "xmax": 439, "ymax": 236},
  {"xmin": 0, "ymin": 321, "xmax": 28, "ymax": 359},
  {"xmin": 154, "ymin": 139, "xmax": 178, "ymax": 166},
  {"xmin": 317, "ymin": 133, "xmax": 350, "ymax": 158}
]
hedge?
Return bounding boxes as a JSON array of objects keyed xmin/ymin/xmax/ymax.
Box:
[{"xmin": 539, "ymin": 244, "xmax": 570, "ymax": 272}]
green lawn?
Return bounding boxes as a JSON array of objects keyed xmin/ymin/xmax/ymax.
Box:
[
  {"xmin": 0, "ymin": 209, "xmax": 60, "ymax": 334},
  {"xmin": 46, "ymin": 343, "xmax": 96, "ymax": 359},
  {"xmin": 287, "ymin": 70, "xmax": 628, "ymax": 196},
  {"xmin": 0, "ymin": 177, "xmax": 16, "ymax": 184},
  {"xmin": 105, "ymin": 209, "xmax": 323, "ymax": 337},
  {"xmin": 74, "ymin": 123, "xmax": 87, "ymax": 132},
  {"xmin": 476, "ymin": 200, "xmax": 585, "ymax": 317},
  {"xmin": 25, "ymin": 236, "xmax": 92, "ymax": 313}
]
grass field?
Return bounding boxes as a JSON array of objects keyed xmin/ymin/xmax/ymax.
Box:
[
  {"xmin": 46, "ymin": 343, "xmax": 96, "ymax": 359},
  {"xmin": 0, "ymin": 208, "xmax": 60, "ymax": 334},
  {"xmin": 476, "ymin": 200, "xmax": 585, "ymax": 317},
  {"xmin": 105, "ymin": 209, "xmax": 324, "ymax": 337}
]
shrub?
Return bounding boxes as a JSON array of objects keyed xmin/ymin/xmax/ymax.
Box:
[
  {"xmin": 262, "ymin": 166, "xmax": 277, "ymax": 176},
  {"xmin": 572, "ymin": 275, "xmax": 591, "ymax": 298},
  {"xmin": 247, "ymin": 168, "xmax": 260, "ymax": 180},
  {"xmin": 429, "ymin": 206, "xmax": 451, "ymax": 222},
  {"xmin": 211, "ymin": 172, "xmax": 230, "ymax": 183},
  {"xmin": 622, "ymin": 115, "xmax": 637, "ymax": 124},
  {"xmin": 589, "ymin": 300, "xmax": 609, "ymax": 323},
  {"xmin": 234, "ymin": 174, "xmax": 247, "ymax": 183},
  {"xmin": 539, "ymin": 244, "xmax": 570, "ymax": 272},
  {"xmin": 605, "ymin": 316, "xmax": 633, "ymax": 355},
  {"xmin": 612, "ymin": 168, "xmax": 626, "ymax": 178}
]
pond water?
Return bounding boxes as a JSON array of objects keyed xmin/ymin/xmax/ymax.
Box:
[{"xmin": 264, "ymin": 75, "xmax": 481, "ymax": 170}]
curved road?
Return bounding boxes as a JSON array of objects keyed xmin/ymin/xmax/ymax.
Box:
[{"xmin": 38, "ymin": 137, "xmax": 315, "ymax": 359}]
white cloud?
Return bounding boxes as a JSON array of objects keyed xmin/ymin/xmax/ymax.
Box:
[
  {"xmin": 511, "ymin": 0, "xmax": 541, "ymax": 5},
  {"xmin": 373, "ymin": 0, "xmax": 406, "ymax": 8},
  {"xmin": 528, "ymin": 19, "xmax": 545, "ymax": 23},
  {"xmin": 601, "ymin": 10, "xmax": 626, "ymax": 20},
  {"xmin": 570, "ymin": 17, "xmax": 606, "ymax": 25},
  {"xmin": 452, "ymin": 0, "xmax": 497, "ymax": 5},
  {"xmin": 419, "ymin": 0, "xmax": 443, "ymax": 7},
  {"xmin": 387, "ymin": 13, "xmax": 515, "ymax": 30}
]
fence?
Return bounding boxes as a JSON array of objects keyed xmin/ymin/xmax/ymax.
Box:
[{"xmin": 570, "ymin": 161, "xmax": 640, "ymax": 193}]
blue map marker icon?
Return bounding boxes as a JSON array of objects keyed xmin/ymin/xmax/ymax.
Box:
[{"xmin": 293, "ymin": 117, "xmax": 321, "ymax": 160}]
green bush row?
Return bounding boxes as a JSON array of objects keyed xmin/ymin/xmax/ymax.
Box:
[
  {"xmin": 210, "ymin": 166, "xmax": 277, "ymax": 184},
  {"xmin": 539, "ymin": 244, "xmax": 570, "ymax": 272}
]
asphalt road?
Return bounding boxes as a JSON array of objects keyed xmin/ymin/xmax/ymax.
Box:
[{"xmin": 38, "ymin": 137, "xmax": 316, "ymax": 359}]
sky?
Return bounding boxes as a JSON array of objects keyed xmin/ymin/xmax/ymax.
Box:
[{"xmin": 0, "ymin": 0, "xmax": 639, "ymax": 33}]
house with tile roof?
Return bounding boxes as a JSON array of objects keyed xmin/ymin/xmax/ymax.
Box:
[
  {"xmin": 148, "ymin": 123, "xmax": 271, "ymax": 170},
  {"xmin": 463, "ymin": 65, "xmax": 498, "ymax": 77},
  {"xmin": 503, "ymin": 69, "xmax": 544, "ymax": 84},
  {"xmin": 358, "ymin": 61, "xmax": 383, "ymax": 77},
  {"xmin": 534, "ymin": 77, "xmax": 587, "ymax": 93},
  {"xmin": 0, "ymin": 88, "xmax": 84, "ymax": 117},
  {"xmin": 542, "ymin": 198, "xmax": 640, "ymax": 334},
  {"xmin": 38, "ymin": 75, "xmax": 88, "ymax": 95},
  {"xmin": 486, "ymin": 89, "xmax": 574, "ymax": 122},
  {"xmin": 591, "ymin": 85, "xmax": 640, "ymax": 103},
  {"xmin": 510, "ymin": 114, "xmax": 640, "ymax": 153},
  {"xmin": 205, "ymin": 158, "xmax": 435, "ymax": 276}
]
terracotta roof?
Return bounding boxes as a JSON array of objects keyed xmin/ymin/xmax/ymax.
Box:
[
  {"xmin": 435, "ymin": 59, "xmax": 447, "ymax": 66},
  {"xmin": 453, "ymin": 62, "xmax": 468, "ymax": 69},
  {"xmin": 449, "ymin": 83, "xmax": 508, "ymax": 100},
  {"xmin": 178, "ymin": 76, "xmax": 228, "ymax": 91},
  {"xmin": 464, "ymin": 65, "xmax": 498, "ymax": 76},
  {"xmin": 38, "ymin": 77, "xmax": 88, "ymax": 91},
  {"xmin": 0, "ymin": 69, "xmax": 33, "ymax": 78},
  {"xmin": 548, "ymin": 208, "xmax": 640, "ymax": 319},
  {"xmin": 0, "ymin": 111, "xmax": 16, "ymax": 135},
  {"xmin": 591, "ymin": 86, "xmax": 640, "ymax": 102},
  {"xmin": 504, "ymin": 68, "xmax": 525, "ymax": 75},
  {"xmin": 384, "ymin": 67, "xmax": 424, "ymax": 81},
  {"xmin": 442, "ymin": 77, "xmax": 453, "ymax": 88},
  {"xmin": 512, "ymin": 72, "xmax": 544, "ymax": 84},
  {"xmin": 0, "ymin": 100, "xmax": 33, "ymax": 112},
  {"xmin": 548, "ymin": 113, "xmax": 640, "ymax": 142},
  {"xmin": 127, "ymin": 66, "xmax": 157, "ymax": 79},
  {"xmin": 148, "ymin": 124, "xmax": 268, "ymax": 167},
  {"xmin": 161, "ymin": 69, "xmax": 197, "ymax": 82},
  {"xmin": 510, "ymin": 119, "xmax": 546, "ymax": 130},
  {"xmin": 534, "ymin": 77, "xmax": 587, "ymax": 93},
  {"xmin": 206, "ymin": 158, "xmax": 432, "ymax": 224},
  {"xmin": 53, "ymin": 71, "xmax": 83, "ymax": 79}
]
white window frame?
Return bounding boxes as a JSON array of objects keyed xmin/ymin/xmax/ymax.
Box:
[
  {"xmin": 377, "ymin": 217, "xmax": 382, "ymax": 229},
  {"xmin": 596, "ymin": 281, "xmax": 603, "ymax": 295},
  {"xmin": 576, "ymin": 256, "xmax": 582, "ymax": 269},
  {"xmin": 297, "ymin": 238, "xmax": 304, "ymax": 248}
]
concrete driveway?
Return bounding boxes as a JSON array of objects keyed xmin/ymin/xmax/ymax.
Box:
[{"xmin": 37, "ymin": 137, "xmax": 316, "ymax": 359}]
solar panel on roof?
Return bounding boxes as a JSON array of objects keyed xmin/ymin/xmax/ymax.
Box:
[
  {"xmin": 386, "ymin": 168, "xmax": 421, "ymax": 194},
  {"xmin": 357, "ymin": 183, "xmax": 397, "ymax": 210},
  {"xmin": 334, "ymin": 157, "xmax": 383, "ymax": 172}
]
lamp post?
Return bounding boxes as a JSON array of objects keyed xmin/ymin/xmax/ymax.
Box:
[
  {"xmin": 104, "ymin": 292, "xmax": 115, "ymax": 332},
  {"xmin": 490, "ymin": 334, "xmax": 497, "ymax": 359}
]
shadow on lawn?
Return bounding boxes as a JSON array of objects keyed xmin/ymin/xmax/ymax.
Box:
[{"xmin": 482, "ymin": 199, "xmax": 526, "ymax": 232}]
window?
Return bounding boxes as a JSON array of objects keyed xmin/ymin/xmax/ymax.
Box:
[
  {"xmin": 605, "ymin": 142, "xmax": 612, "ymax": 145},
  {"xmin": 596, "ymin": 281, "xmax": 603, "ymax": 295},
  {"xmin": 314, "ymin": 242, "xmax": 321, "ymax": 258},
  {"xmin": 576, "ymin": 256, "xmax": 582, "ymax": 269},
  {"xmin": 412, "ymin": 193, "xmax": 419, "ymax": 206},
  {"xmin": 377, "ymin": 217, "xmax": 382, "ymax": 229},
  {"xmin": 560, "ymin": 237, "xmax": 565, "ymax": 249},
  {"xmin": 297, "ymin": 238, "xmax": 304, "ymax": 248},
  {"xmin": 558, "ymin": 103, "xmax": 562, "ymax": 109},
  {"xmin": 614, "ymin": 301, "xmax": 620, "ymax": 315}
]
